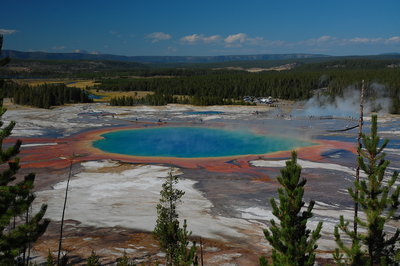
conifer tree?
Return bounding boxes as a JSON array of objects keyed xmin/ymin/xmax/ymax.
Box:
[
  {"xmin": 175, "ymin": 219, "xmax": 198, "ymax": 266},
  {"xmin": 86, "ymin": 250, "xmax": 101, "ymax": 266},
  {"xmin": 154, "ymin": 172, "xmax": 198, "ymax": 266},
  {"xmin": 46, "ymin": 250, "xmax": 55, "ymax": 266},
  {"xmin": 334, "ymin": 115, "xmax": 400, "ymax": 265},
  {"xmin": 154, "ymin": 172, "xmax": 185, "ymax": 265},
  {"xmin": 0, "ymin": 34, "xmax": 50, "ymax": 265},
  {"xmin": 260, "ymin": 151, "xmax": 322, "ymax": 266},
  {"xmin": 116, "ymin": 250, "xmax": 135, "ymax": 266}
]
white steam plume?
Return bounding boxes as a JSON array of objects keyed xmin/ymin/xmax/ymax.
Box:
[{"xmin": 298, "ymin": 83, "xmax": 392, "ymax": 118}]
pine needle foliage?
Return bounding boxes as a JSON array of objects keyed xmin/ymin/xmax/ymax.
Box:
[
  {"xmin": 334, "ymin": 115, "xmax": 400, "ymax": 265},
  {"xmin": 154, "ymin": 172, "xmax": 185, "ymax": 265},
  {"xmin": 116, "ymin": 251, "xmax": 135, "ymax": 266},
  {"xmin": 86, "ymin": 250, "xmax": 101, "ymax": 266},
  {"xmin": 0, "ymin": 34, "xmax": 50, "ymax": 265},
  {"xmin": 46, "ymin": 250, "xmax": 55, "ymax": 266},
  {"xmin": 174, "ymin": 219, "xmax": 198, "ymax": 266},
  {"xmin": 154, "ymin": 172, "xmax": 198, "ymax": 266},
  {"xmin": 260, "ymin": 151, "xmax": 322, "ymax": 266}
]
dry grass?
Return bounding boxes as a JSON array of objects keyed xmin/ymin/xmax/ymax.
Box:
[
  {"xmin": 16, "ymin": 79, "xmax": 62, "ymax": 86},
  {"xmin": 87, "ymin": 89, "xmax": 154, "ymax": 102},
  {"xmin": 14, "ymin": 79, "xmax": 98, "ymax": 89},
  {"xmin": 1, "ymin": 98, "xmax": 29, "ymax": 110},
  {"xmin": 66, "ymin": 80, "xmax": 98, "ymax": 89}
]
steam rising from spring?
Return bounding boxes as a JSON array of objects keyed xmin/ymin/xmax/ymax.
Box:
[{"xmin": 299, "ymin": 83, "xmax": 392, "ymax": 118}]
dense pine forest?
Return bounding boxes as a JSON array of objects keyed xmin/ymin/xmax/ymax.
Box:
[
  {"xmin": 1, "ymin": 55, "xmax": 400, "ymax": 112},
  {"xmin": 2, "ymin": 82, "xmax": 92, "ymax": 108},
  {"xmin": 100, "ymin": 68, "xmax": 400, "ymax": 113},
  {"xmin": 109, "ymin": 93, "xmax": 251, "ymax": 106}
]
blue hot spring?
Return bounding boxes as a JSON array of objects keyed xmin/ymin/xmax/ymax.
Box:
[{"xmin": 93, "ymin": 127, "xmax": 313, "ymax": 158}]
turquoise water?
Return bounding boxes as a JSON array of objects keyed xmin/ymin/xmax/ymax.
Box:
[
  {"xmin": 93, "ymin": 127, "xmax": 313, "ymax": 158},
  {"xmin": 88, "ymin": 94, "xmax": 104, "ymax": 99},
  {"xmin": 185, "ymin": 111, "xmax": 223, "ymax": 115}
]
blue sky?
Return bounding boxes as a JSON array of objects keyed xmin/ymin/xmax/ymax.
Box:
[{"xmin": 1, "ymin": 0, "xmax": 399, "ymax": 56}]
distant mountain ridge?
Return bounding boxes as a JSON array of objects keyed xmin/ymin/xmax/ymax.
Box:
[{"xmin": 1, "ymin": 50, "xmax": 329, "ymax": 64}]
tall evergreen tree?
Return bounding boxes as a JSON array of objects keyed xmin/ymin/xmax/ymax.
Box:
[
  {"xmin": 0, "ymin": 34, "xmax": 50, "ymax": 265},
  {"xmin": 260, "ymin": 151, "xmax": 323, "ymax": 266},
  {"xmin": 334, "ymin": 115, "xmax": 400, "ymax": 265},
  {"xmin": 153, "ymin": 172, "xmax": 197, "ymax": 266},
  {"xmin": 154, "ymin": 172, "xmax": 184, "ymax": 265}
]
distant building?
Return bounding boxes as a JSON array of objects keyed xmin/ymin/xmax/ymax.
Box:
[{"xmin": 243, "ymin": 96, "xmax": 275, "ymax": 104}]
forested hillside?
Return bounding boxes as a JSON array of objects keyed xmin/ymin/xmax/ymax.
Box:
[
  {"xmin": 1, "ymin": 55, "xmax": 400, "ymax": 78},
  {"xmin": 1, "ymin": 50, "xmax": 326, "ymax": 64}
]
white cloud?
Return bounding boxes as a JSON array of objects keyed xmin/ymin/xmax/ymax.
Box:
[
  {"xmin": 349, "ymin": 37, "xmax": 372, "ymax": 43},
  {"xmin": 336, "ymin": 36, "xmax": 400, "ymax": 46},
  {"xmin": 146, "ymin": 32, "xmax": 172, "ymax": 43},
  {"xmin": 385, "ymin": 36, "xmax": 400, "ymax": 44},
  {"xmin": 224, "ymin": 33, "xmax": 247, "ymax": 44},
  {"xmin": 349, "ymin": 37, "xmax": 382, "ymax": 44},
  {"xmin": 295, "ymin": 35, "xmax": 400, "ymax": 47},
  {"xmin": 178, "ymin": 33, "xmax": 400, "ymax": 53},
  {"xmin": 203, "ymin": 35, "xmax": 222, "ymax": 43},
  {"xmin": 316, "ymin": 35, "xmax": 334, "ymax": 43},
  {"xmin": 180, "ymin": 34, "xmax": 221, "ymax": 44},
  {"xmin": 180, "ymin": 33, "xmax": 284, "ymax": 48},
  {"xmin": 180, "ymin": 34, "xmax": 201, "ymax": 44},
  {"xmin": 246, "ymin": 36, "xmax": 265, "ymax": 45},
  {"xmin": 0, "ymin": 29, "xmax": 17, "ymax": 35}
]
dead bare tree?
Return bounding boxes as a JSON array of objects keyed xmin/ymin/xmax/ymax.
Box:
[
  {"xmin": 353, "ymin": 80, "xmax": 365, "ymax": 235},
  {"xmin": 57, "ymin": 154, "xmax": 75, "ymax": 265}
]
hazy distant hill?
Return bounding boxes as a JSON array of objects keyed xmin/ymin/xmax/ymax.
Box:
[
  {"xmin": 1, "ymin": 50, "xmax": 328, "ymax": 64},
  {"xmin": 2, "ymin": 49, "xmax": 400, "ymax": 79}
]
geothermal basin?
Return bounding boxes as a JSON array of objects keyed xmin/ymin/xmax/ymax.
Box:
[
  {"xmin": 4, "ymin": 103, "xmax": 399, "ymax": 265},
  {"xmin": 93, "ymin": 127, "xmax": 314, "ymax": 158}
]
